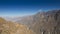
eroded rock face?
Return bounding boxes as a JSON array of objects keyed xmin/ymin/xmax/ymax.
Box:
[
  {"xmin": 31, "ymin": 10, "xmax": 60, "ymax": 34},
  {"xmin": 0, "ymin": 18, "xmax": 36, "ymax": 34}
]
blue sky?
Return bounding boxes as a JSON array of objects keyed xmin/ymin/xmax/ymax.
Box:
[{"xmin": 0, "ymin": 0, "xmax": 60, "ymax": 17}]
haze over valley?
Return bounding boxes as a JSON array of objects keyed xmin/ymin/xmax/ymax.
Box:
[{"xmin": 0, "ymin": 0, "xmax": 60, "ymax": 34}]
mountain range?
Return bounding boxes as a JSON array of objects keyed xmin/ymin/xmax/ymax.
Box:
[{"xmin": 1, "ymin": 9, "xmax": 60, "ymax": 34}]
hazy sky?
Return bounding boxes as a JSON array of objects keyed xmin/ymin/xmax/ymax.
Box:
[{"xmin": 0, "ymin": 0, "xmax": 60, "ymax": 17}]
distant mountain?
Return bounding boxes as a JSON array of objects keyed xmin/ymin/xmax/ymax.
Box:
[
  {"xmin": 16, "ymin": 16, "xmax": 34, "ymax": 27},
  {"xmin": 3, "ymin": 17, "xmax": 22, "ymax": 22}
]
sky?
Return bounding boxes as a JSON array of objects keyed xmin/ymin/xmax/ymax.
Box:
[{"xmin": 0, "ymin": 0, "xmax": 60, "ymax": 17}]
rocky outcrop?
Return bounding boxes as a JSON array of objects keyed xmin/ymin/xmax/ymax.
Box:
[{"xmin": 31, "ymin": 10, "xmax": 60, "ymax": 34}]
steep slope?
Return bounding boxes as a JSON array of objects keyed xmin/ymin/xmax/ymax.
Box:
[
  {"xmin": 31, "ymin": 10, "xmax": 60, "ymax": 34},
  {"xmin": 15, "ymin": 10, "xmax": 60, "ymax": 34},
  {"xmin": 3, "ymin": 10, "xmax": 60, "ymax": 34},
  {"xmin": 0, "ymin": 17, "xmax": 36, "ymax": 34}
]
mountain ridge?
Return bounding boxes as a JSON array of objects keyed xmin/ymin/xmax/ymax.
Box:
[{"xmin": 2, "ymin": 9, "xmax": 60, "ymax": 34}]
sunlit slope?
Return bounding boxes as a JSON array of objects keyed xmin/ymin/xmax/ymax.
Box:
[{"xmin": 0, "ymin": 17, "xmax": 35, "ymax": 34}]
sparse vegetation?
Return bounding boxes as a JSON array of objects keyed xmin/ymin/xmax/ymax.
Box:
[
  {"xmin": 0, "ymin": 10, "xmax": 60, "ymax": 34},
  {"xmin": 15, "ymin": 10, "xmax": 60, "ymax": 34},
  {"xmin": 0, "ymin": 17, "xmax": 35, "ymax": 34}
]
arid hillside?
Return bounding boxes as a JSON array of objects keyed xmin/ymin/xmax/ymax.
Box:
[
  {"xmin": 0, "ymin": 17, "xmax": 35, "ymax": 34},
  {"xmin": 2, "ymin": 9, "xmax": 60, "ymax": 34},
  {"xmin": 14, "ymin": 10, "xmax": 60, "ymax": 34},
  {"xmin": 30, "ymin": 10, "xmax": 60, "ymax": 34}
]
